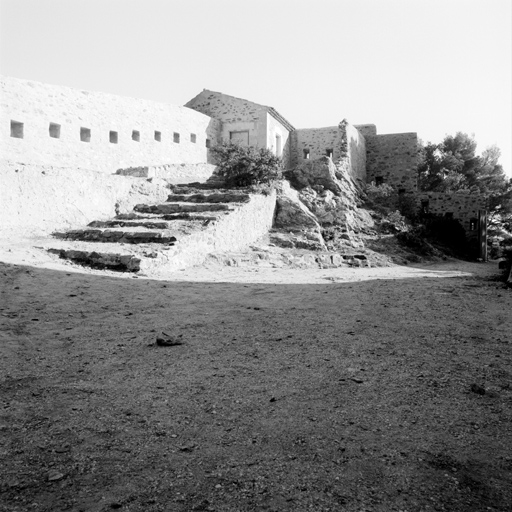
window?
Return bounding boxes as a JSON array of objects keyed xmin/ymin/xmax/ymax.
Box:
[
  {"xmin": 49, "ymin": 123, "xmax": 61, "ymax": 139},
  {"xmin": 398, "ymin": 188, "xmax": 406, "ymax": 195},
  {"xmin": 469, "ymin": 218, "xmax": 478, "ymax": 230},
  {"xmin": 275, "ymin": 135, "xmax": 282, "ymax": 157},
  {"xmin": 375, "ymin": 176, "xmax": 384, "ymax": 186},
  {"xmin": 173, "ymin": 132, "xmax": 180, "ymax": 143},
  {"xmin": 190, "ymin": 133, "xmax": 197, "ymax": 143},
  {"xmin": 205, "ymin": 138, "xmax": 211, "ymax": 148},
  {"xmin": 303, "ymin": 149, "xmax": 310, "ymax": 159},
  {"xmin": 132, "ymin": 130, "xmax": 140, "ymax": 142},
  {"xmin": 229, "ymin": 131, "xmax": 249, "ymax": 145},
  {"xmin": 154, "ymin": 131, "xmax": 161, "ymax": 142},
  {"xmin": 80, "ymin": 127, "xmax": 91, "ymax": 142},
  {"xmin": 10, "ymin": 121, "xmax": 24, "ymax": 138},
  {"xmin": 110, "ymin": 131, "xmax": 118, "ymax": 144},
  {"xmin": 325, "ymin": 148, "xmax": 333, "ymax": 158},
  {"xmin": 421, "ymin": 200, "xmax": 429, "ymax": 214}
]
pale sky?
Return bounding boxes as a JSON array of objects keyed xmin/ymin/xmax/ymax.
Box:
[{"xmin": 1, "ymin": 0, "xmax": 511, "ymax": 176}]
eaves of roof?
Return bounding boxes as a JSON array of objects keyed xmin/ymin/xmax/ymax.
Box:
[{"xmin": 266, "ymin": 107, "xmax": 295, "ymax": 132}]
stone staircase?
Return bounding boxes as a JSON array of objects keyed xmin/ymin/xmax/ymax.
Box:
[{"xmin": 45, "ymin": 187, "xmax": 276, "ymax": 274}]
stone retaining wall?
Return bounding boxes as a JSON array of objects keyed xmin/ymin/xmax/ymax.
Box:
[
  {"xmin": 116, "ymin": 163, "xmax": 217, "ymax": 184},
  {"xmin": 0, "ymin": 160, "xmax": 170, "ymax": 237},
  {"xmin": 417, "ymin": 191, "xmax": 486, "ymax": 235}
]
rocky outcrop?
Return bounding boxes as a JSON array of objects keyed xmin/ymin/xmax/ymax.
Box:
[
  {"xmin": 275, "ymin": 156, "xmax": 374, "ymax": 252},
  {"xmin": 284, "ymin": 156, "xmax": 343, "ymax": 195}
]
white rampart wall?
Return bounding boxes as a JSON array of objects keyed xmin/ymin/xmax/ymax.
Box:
[
  {"xmin": 0, "ymin": 161, "xmax": 170, "ymax": 237},
  {"xmin": 1, "ymin": 76, "xmax": 220, "ymax": 173}
]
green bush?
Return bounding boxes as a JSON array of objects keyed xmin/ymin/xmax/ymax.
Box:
[{"xmin": 210, "ymin": 142, "xmax": 282, "ymax": 187}]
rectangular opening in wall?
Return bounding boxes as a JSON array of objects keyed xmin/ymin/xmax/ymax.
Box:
[
  {"xmin": 275, "ymin": 135, "xmax": 282, "ymax": 157},
  {"xmin": 110, "ymin": 131, "xmax": 118, "ymax": 144},
  {"xmin": 230, "ymin": 130, "xmax": 249, "ymax": 146},
  {"xmin": 303, "ymin": 149, "xmax": 310, "ymax": 159},
  {"xmin": 375, "ymin": 176, "xmax": 384, "ymax": 186},
  {"xmin": 325, "ymin": 148, "xmax": 333, "ymax": 158},
  {"xmin": 80, "ymin": 127, "xmax": 91, "ymax": 143},
  {"xmin": 190, "ymin": 133, "xmax": 197, "ymax": 143},
  {"xmin": 173, "ymin": 132, "xmax": 180, "ymax": 143},
  {"xmin": 132, "ymin": 130, "xmax": 140, "ymax": 142},
  {"xmin": 10, "ymin": 121, "xmax": 24, "ymax": 139},
  {"xmin": 398, "ymin": 188, "xmax": 406, "ymax": 195},
  {"xmin": 49, "ymin": 123, "xmax": 61, "ymax": 139},
  {"xmin": 154, "ymin": 131, "xmax": 161, "ymax": 142},
  {"xmin": 421, "ymin": 200, "xmax": 429, "ymax": 214},
  {"xmin": 205, "ymin": 138, "xmax": 211, "ymax": 148},
  {"xmin": 470, "ymin": 218, "xmax": 478, "ymax": 230}
]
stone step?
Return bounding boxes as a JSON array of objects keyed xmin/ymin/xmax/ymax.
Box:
[
  {"xmin": 48, "ymin": 248, "xmax": 143, "ymax": 272},
  {"xmin": 88, "ymin": 219, "xmax": 171, "ymax": 229},
  {"xmin": 207, "ymin": 250, "xmax": 370, "ymax": 269},
  {"xmin": 44, "ymin": 238, "xmax": 175, "ymax": 273},
  {"xmin": 134, "ymin": 203, "xmax": 232, "ymax": 214},
  {"xmin": 115, "ymin": 212, "xmax": 220, "ymax": 222},
  {"xmin": 166, "ymin": 192, "xmax": 250, "ymax": 204},
  {"xmin": 53, "ymin": 228, "xmax": 177, "ymax": 244}
]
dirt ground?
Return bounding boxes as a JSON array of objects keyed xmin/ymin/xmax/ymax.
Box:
[{"xmin": 1, "ymin": 245, "xmax": 511, "ymax": 512}]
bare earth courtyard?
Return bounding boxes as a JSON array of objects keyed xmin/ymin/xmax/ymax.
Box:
[{"xmin": 1, "ymin": 243, "xmax": 511, "ymax": 512}]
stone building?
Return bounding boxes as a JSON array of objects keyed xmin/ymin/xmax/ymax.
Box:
[{"xmin": 1, "ymin": 75, "xmax": 485, "ymax": 236}]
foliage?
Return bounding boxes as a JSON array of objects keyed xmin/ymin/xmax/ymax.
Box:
[
  {"xmin": 366, "ymin": 182, "xmax": 395, "ymax": 201},
  {"xmin": 379, "ymin": 210, "xmax": 410, "ymax": 234},
  {"xmin": 417, "ymin": 132, "xmax": 512, "ymax": 226},
  {"xmin": 210, "ymin": 141, "xmax": 282, "ymax": 187},
  {"xmin": 397, "ymin": 214, "xmax": 470, "ymax": 258},
  {"xmin": 366, "ymin": 183, "xmax": 419, "ymax": 221}
]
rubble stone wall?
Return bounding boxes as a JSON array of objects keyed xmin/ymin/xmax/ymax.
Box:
[
  {"xmin": 1, "ymin": 76, "xmax": 220, "ymax": 174},
  {"xmin": 365, "ymin": 132, "xmax": 419, "ymax": 192},
  {"xmin": 354, "ymin": 124, "xmax": 377, "ymax": 137},
  {"xmin": 290, "ymin": 122, "xmax": 366, "ymax": 182},
  {"xmin": 417, "ymin": 191, "xmax": 486, "ymax": 235},
  {"xmin": 291, "ymin": 126, "xmax": 340, "ymax": 168}
]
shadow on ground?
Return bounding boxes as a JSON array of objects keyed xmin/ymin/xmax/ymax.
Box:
[{"xmin": 1, "ymin": 261, "xmax": 511, "ymax": 512}]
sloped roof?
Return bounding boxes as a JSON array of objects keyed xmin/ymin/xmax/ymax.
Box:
[{"xmin": 187, "ymin": 89, "xmax": 295, "ymax": 131}]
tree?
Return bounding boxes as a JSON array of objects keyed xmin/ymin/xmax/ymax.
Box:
[{"xmin": 418, "ymin": 133, "xmax": 512, "ymax": 228}]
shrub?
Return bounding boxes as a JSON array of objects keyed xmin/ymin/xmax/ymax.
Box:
[
  {"xmin": 210, "ymin": 142, "xmax": 282, "ymax": 187},
  {"xmin": 397, "ymin": 193, "xmax": 419, "ymax": 221},
  {"xmin": 366, "ymin": 182, "xmax": 395, "ymax": 202}
]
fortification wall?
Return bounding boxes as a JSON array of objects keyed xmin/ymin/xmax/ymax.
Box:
[
  {"xmin": 1, "ymin": 76, "xmax": 220, "ymax": 174},
  {"xmin": 290, "ymin": 122, "xmax": 366, "ymax": 181},
  {"xmin": 417, "ymin": 191, "xmax": 486, "ymax": 235},
  {"xmin": 346, "ymin": 123, "xmax": 366, "ymax": 182},
  {"xmin": 291, "ymin": 126, "xmax": 339, "ymax": 167},
  {"xmin": 365, "ymin": 132, "xmax": 419, "ymax": 192},
  {"xmin": 0, "ymin": 160, "xmax": 170, "ymax": 237},
  {"xmin": 354, "ymin": 124, "xmax": 377, "ymax": 137}
]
